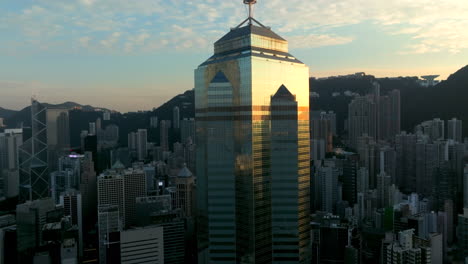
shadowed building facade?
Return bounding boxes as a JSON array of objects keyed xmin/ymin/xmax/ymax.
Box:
[{"xmin": 195, "ymin": 6, "xmax": 311, "ymax": 263}]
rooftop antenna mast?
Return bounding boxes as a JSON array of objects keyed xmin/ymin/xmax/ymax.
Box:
[
  {"xmin": 236, "ymin": 0, "xmax": 267, "ymax": 28},
  {"xmin": 244, "ymin": 0, "xmax": 257, "ymax": 24}
]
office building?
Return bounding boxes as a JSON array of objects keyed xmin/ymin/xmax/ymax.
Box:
[
  {"xmin": 171, "ymin": 164, "xmax": 195, "ymax": 217},
  {"xmin": 195, "ymin": 2, "xmax": 310, "ymax": 262},
  {"xmin": 0, "ymin": 129, "xmax": 22, "ymax": 198},
  {"xmin": 18, "ymin": 100, "xmax": 70, "ymax": 201},
  {"xmin": 0, "ymin": 129, "xmax": 22, "ymax": 171},
  {"xmin": 98, "ymin": 172, "xmax": 125, "ymax": 227},
  {"xmin": 98, "ymin": 167, "xmax": 146, "ymax": 229},
  {"xmin": 16, "ymin": 198, "xmax": 55, "ymax": 263},
  {"xmin": 98, "ymin": 205, "xmax": 121, "ymax": 264},
  {"xmin": 135, "ymin": 195, "xmax": 172, "ymax": 225},
  {"xmin": 123, "ymin": 168, "xmax": 146, "ymax": 228},
  {"xmin": 315, "ymin": 163, "xmax": 339, "ymax": 214},
  {"xmin": 18, "ymin": 99, "xmax": 50, "ymax": 201},
  {"xmin": 59, "ymin": 189, "xmax": 83, "ymax": 257},
  {"xmin": 120, "ymin": 226, "xmax": 164, "ymax": 264},
  {"xmin": 181, "ymin": 118, "xmax": 195, "ymax": 144},
  {"xmin": 50, "ymin": 154, "xmax": 81, "ymax": 203},
  {"xmin": 342, "ymin": 156, "xmax": 358, "ymax": 205},
  {"xmin": 270, "ymin": 85, "xmax": 310, "ymax": 262},
  {"xmin": 46, "ymin": 107, "xmax": 70, "ymax": 171},
  {"xmin": 78, "ymin": 152, "xmax": 97, "ymax": 232}
]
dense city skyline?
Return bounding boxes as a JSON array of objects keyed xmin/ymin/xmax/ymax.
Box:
[{"xmin": 1, "ymin": 0, "xmax": 468, "ymax": 112}]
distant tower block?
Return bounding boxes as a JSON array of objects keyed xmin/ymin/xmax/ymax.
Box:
[{"xmin": 420, "ymin": 75, "xmax": 440, "ymax": 87}]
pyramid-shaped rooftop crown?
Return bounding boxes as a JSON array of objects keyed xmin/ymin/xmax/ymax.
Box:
[
  {"xmin": 214, "ymin": 22, "xmax": 288, "ymax": 55},
  {"xmin": 272, "ymin": 84, "xmax": 296, "ymax": 101}
]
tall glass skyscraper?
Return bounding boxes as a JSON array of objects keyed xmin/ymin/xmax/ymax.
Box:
[
  {"xmin": 19, "ymin": 99, "xmax": 49, "ymax": 201},
  {"xmin": 196, "ymin": 4, "xmax": 310, "ymax": 263}
]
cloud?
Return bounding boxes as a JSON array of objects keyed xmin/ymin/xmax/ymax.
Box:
[
  {"xmin": 79, "ymin": 36, "xmax": 91, "ymax": 47},
  {"xmin": 80, "ymin": 0, "xmax": 95, "ymax": 6},
  {"xmin": 1, "ymin": 0, "xmax": 468, "ymax": 54},
  {"xmin": 100, "ymin": 32, "xmax": 121, "ymax": 48},
  {"xmin": 289, "ymin": 34, "xmax": 354, "ymax": 49}
]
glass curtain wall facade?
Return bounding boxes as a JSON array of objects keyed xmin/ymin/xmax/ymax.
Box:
[
  {"xmin": 196, "ymin": 20, "xmax": 310, "ymax": 264},
  {"xmin": 19, "ymin": 99, "xmax": 49, "ymax": 201}
]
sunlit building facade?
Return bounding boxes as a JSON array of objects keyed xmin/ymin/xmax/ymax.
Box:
[{"xmin": 195, "ymin": 13, "xmax": 310, "ymax": 264}]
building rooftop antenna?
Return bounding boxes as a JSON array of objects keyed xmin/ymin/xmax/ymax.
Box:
[
  {"xmin": 244, "ymin": 0, "xmax": 257, "ymax": 23},
  {"xmin": 236, "ymin": 0, "xmax": 267, "ymax": 29}
]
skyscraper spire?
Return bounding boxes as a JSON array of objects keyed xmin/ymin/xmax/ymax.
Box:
[
  {"xmin": 243, "ymin": 0, "xmax": 257, "ymax": 20},
  {"xmin": 237, "ymin": 0, "xmax": 267, "ymax": 28}
]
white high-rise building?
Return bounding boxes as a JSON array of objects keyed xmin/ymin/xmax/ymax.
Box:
[
  {"xmin": 150, "ymin": 116, "xmax": 158, "ymax": 128},
  {"xmin": 173, "ymin": 106, "xmax": 180, "ymax": 130},
  {"xmin": 448, "ymin": 118, "xmax": 462, "ymax": 142},
  {"xmin": 137, "ymin": 129, "xmax": 147, "ymax": 161},
  {"xmin": 97, "ymin": 167, "xmax": 146, "ymax": 229},
  {"xmin": 89, "ymin": 122, "xmax": 96, "ymax": 135},
  {"xmin": 160, "ymin": 120, "xmax": 170, "ymax": 151},
  {"xmin": 0, "ymin": 129, "xmax": 22, "ymax": 170},
  {"xmin": 348, "ymin": 95, "xmax": 377, "ymax": 148},
  {"xmin": 103, "ymin": 111, "xmax": 111, "ymax": 121},
  {"xmin": 98, "ymin": 173, "xmax": 125, "ymax": 226},
  {"xmin": 377, "ymin": 171, "xmax": 391, "ymax": 208},
  {"xmin": 317, "ymin": 164, "xmax": 339, "ymax": 213},
  {"xmin": 0, "ymin": 129, "xmax": 22, "ymax": 198},
  {"xmin": 357, "ymin": 167, "xmax": 369, "ymax": 194}
]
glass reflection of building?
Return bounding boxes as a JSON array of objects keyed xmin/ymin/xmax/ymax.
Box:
[{"xmin": 195, "ymin": 12, "xmax": 311, "ymax": 264}]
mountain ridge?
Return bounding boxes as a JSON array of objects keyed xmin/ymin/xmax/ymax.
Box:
[{"xmin": 0, "ymin": 107, "xmax": 18, "ymax": 119}]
